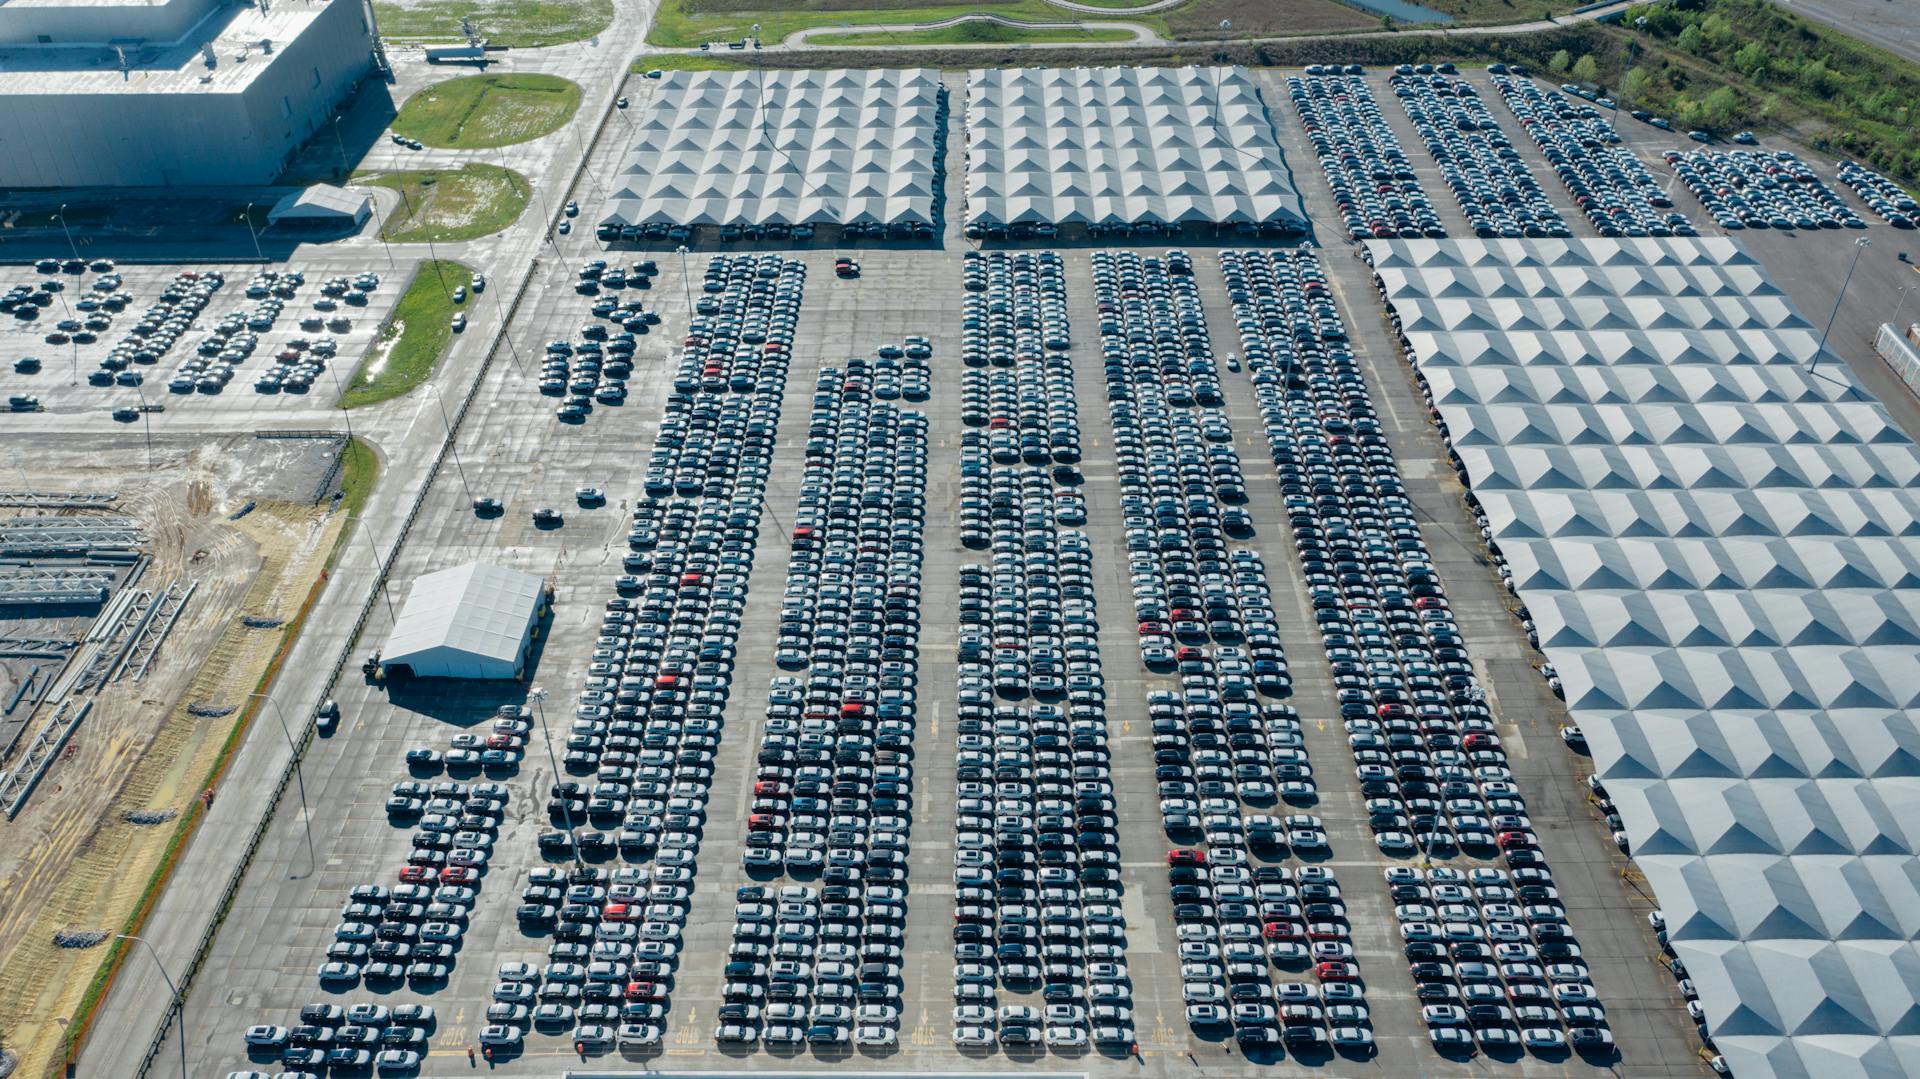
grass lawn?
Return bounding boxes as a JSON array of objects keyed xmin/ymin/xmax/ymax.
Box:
[
  {"xmin": 374, "ymin": 0, "xmax": 613, "ymax": 46},
  {"xmin": 809, "ymin": 21, "xmax": 1138, "ymax": 44},
  {"xmin": 343, "ymin": 260, "xmax": 473, "ymax": 409},
  {"xmin": 337, "ymin": 436, "xmax": 381, "ymax": 513},
  {"xmin": 646, "ymin": 0, "xmax": 1114, "ymax": 46},
  {"xmin": 358, "ymin": 164, "xmax": 530, "ymax": 243},
  {"xmin": 392, "ymin": 73, "xmax": 581, "ymax": 148},
  {"xmin": 631, "ymin": 53, "xmax": 758, "ymax": 73}
]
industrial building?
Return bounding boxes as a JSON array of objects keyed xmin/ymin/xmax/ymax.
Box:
[
  {"xmin": 0, "ymin": 0, "xmax": 378, "ymax": 187},
  {"xmin": 965, "ymin": 66, "xmax": 1307, "ymax": 232},
  {"xmin": 1372, "ymin": 236, "xmax": 1920, "ymax": 1079},
  {"xmin": 379, "ymin": 562, "xmax": 547, "ymax": 680}
]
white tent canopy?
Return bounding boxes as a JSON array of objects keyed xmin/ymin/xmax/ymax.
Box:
[
  {"xmin": 1371, "ymin": 236, "xmax": 1920, "ymax": 1079},
  {"xmin": 381, "ymin": 562, "xmax": 546, "ymax": 680},
  {"xmin": 266, "ymin": 185, "xmax": 370, "ymax": 229},
  {"xmin": 601, "ymin": 68, "xmax": 944, "ymax": 229},
  {"xmin": 964, "ymin": 66, "xmax": 1305, "ymax": 230}
]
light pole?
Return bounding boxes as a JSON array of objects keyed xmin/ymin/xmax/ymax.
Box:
[
  {"xmin": 330, "ymin": 115, "xmax": 350, "ymax": 179},
  {"xmin": 675, "ymin": 244, "xmax": 693, "ymax": 318},
  {"xmin": 347, "ymin": 513, "xmax": 399, "ymax": 621},
  {"xmin": 366, "ymin": 190, "xmax": 397, "ymax": 269},
  {"xmin": 1893, "ymin": 284, "xmax": 1916, "ymax": 332},
  {"xmin": 247, "ymin": 691, "xmax": 316, "ymax": 877},
  {"xmin": 56, "ymin": 203, "xmax": 81, "ymax": 263},
  {"xmin": 1813, "ymin": 236, "xmax": 1871, "ymax": 375},
  {"xmin": 424, "ymin": 383, "xmax": 472, "ymax": 502},
  {"xmin": 529, "ymin": 686, "xmax": 583, "ymax": 869},
  {"xmin": 116, "ymin": 933, "xmax": 187, "ymax": 1079},
  {"xmin": 242, "ymin": 202, "xmax": 265, "ymax": 262},
  {"xmin": 133, "ymin": 383, "xmax": 153, "ymax": 471},
  {"xmin": 393, "ymin": 187, "xmax": 452, "ymax": 300}
]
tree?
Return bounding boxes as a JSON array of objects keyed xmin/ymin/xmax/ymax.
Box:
[
  {"xmin": 1676, "ymin": 24, "xmax": 1705, "ymax": 54},
  {"xmin": 1733, "ymin": 41, "xmax": 1769, "ymax": 79},
  {"xmin": 1623, "ymin": 66, "xmax": 1654, "ymax": 103},
  {"xmin": 1549, "ymin": 49, "xmax": 1571, "ymax": 73},
  {"xmin": 1799, "ymin": 57, "xmax": 1837, "ymax": 98},
  {"xmin": 1698, "ymin": 86, "xmax": 1742, "ymax": 128},
  {"xmin": 1571, "ymin": 54, "xmax": 1600, "ymax": 84}
]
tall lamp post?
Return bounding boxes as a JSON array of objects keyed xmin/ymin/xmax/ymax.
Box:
[
  {"xmin": 423, "ymin": 383, "xmax": 472, "ymax": 502},
  {"xmin": 529, "ymin": 685, "xmax": 583, "ymax": 869},
  {"xmin": 242, "ymin": 202, "xmax": 265, "ymax": 261},
  {"xmin": 56, "ymin": 202, "xmax": 81, "ymax": 264},
  {"xmin": 117, "ymin": 933, "xmax": 187, "ymax": 1079},
  {"xmin": 247, "ymin": 691, "xmax": 317, "ymax": 877},
  {"xmin": 675, "ymin": 244, "xmax": 693, "ymax": 317},
  {"xmin": 133, "ymin": 383, "xmax": 154, "ymax": 472},
  {"xmin": 1813, "ymin": 236, "xmax": 1871, "ymax": 376}
]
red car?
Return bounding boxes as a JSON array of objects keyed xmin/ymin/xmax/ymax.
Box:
[
  {"xmin": 439, "ymin": 866, "xmax": 478, "ymax": 885},
  {"xmin": 1167, "ymin": 849, "xmax": 1206, "ymax": 867},
  {"xmin": 1316, "ymin": 961, "xmax": 1360, "ymax": 982},
  {"xmin": 624, "ymin": 981, "xmax": 667, "ymax": 1000},
  {"xmin": 398, "ymin": 865, "xmax": 434, "ymax": 883}
]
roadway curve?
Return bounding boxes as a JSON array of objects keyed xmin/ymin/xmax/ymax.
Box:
[
  {"xmin": 670, "ymin": 0, "xmax": 1638, "ymax": 51},
  {"xmin": 1039, "ymin": 0, "xmax": 1193, "ymax": 15},
  {"xmin": 790, "ymin": 12, "xmax": 1163, "ymax": 46}
]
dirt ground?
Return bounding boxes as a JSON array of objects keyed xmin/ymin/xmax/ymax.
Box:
[
  {"xmin": 1164, "ymin": 0, "xmax": 1376, "ymax": 39},
  {"xmin": 0, "ymin": 436, "xmax": 349, "ymax": 1079}
]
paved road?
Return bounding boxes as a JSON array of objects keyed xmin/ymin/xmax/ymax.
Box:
[
  {"xmin": 1772, "ymin": 0, "xmax": 1920, "ymax": 64},
  {"xmin": 788, "ymin": 15, "xmax": 1163, "ymax": 46},
  {"xmin": 71, "ymin": 0, "xmax": 657, "ymax": 1074},
  {"xmin": 658, "ymin": 0, "xmax": 1638, "ymax": 52}
]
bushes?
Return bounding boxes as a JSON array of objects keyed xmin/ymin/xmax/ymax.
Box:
[{"xmin": 1621, "ymin": 0, "xmax": 1920, "ymax": 187}]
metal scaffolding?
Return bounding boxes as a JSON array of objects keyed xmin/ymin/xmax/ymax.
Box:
[
  {"xmin": 0, "ymin": 567, "xmax": 115, "ymax": 606},
  {"xmin": 0, "ymin": 517, "xmax": 144, "ymax": 556},
  {"xmin": 0, "ymin": 491, "xmax": 120, "ymax": 509}
]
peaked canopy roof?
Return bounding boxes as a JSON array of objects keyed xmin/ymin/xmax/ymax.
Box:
[
  {"xmin": 601, "ymin": 68, "xmax": 944, "ymax": 228},
  {"xmin": 964, "ymin": 66, "xmax": 1305, "ymax": 229},
  {"xmin": 1371, "ymin": 236, "xmax": 1920, "ymax": 1079}
]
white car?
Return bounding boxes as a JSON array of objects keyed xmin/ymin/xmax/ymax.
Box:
[
  {"xmin": 617, "ymin": 1023, "xmax": 662, "ymax": 1046},
  {"xmin": 854, "ymin": 1025, "xmax": 896, "ymax": 1046},
  {"xmin": 714, "ymin": 1023, "xmax": 758, "ymax": 1043},
  {"xmin": 1046, "ymin": 1025, "xmax": 1088, "ymax": 1048},
  {"xmin": 242, "ymin": 1026, "xmax": 289, "ymax": 1047},
  {"xmin": 953, "ymin": 1025, "xmax": 995, "ymax": 1047}
]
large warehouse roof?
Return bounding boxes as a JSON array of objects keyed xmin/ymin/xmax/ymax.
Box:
[
  {"xmin": 1370, "ymin": 236, "xmax": 1920, "ymax": 1079},
  {"xmin": 965, "ymin": 66, "xmax": 1306, "ymax": 229},
  {"xmin": 382, "ymin": 562, "xmax": 545, "ymax": 680},
  {"xmin": 601, "ymin": 68, "xmax": 944, "ymax": 228}
]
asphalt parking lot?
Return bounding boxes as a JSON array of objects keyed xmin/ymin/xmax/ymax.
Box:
[
  {"xmin": 0, "ymin": 255, "xmax": 408, "ymax": 422},
  {"xmin": 171, "ymin": 63, "xmax": 1920, "ymax": 1079}
]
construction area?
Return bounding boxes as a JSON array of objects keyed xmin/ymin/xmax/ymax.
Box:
[{"xmin": 0, "ymin": 433, "xmax": 363, "ymax": 1078}]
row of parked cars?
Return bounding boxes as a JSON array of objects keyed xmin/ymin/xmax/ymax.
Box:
[
  {"xmin": 1090, "ymin": 250, "xmax": 1284, "ymax": 680},
  {"xmin": 1391, "ymin": 70, "xmax": 1571, "ymax": 239},
  {"xmin": 1492, "ymin": 76, "xmax": 1693, "ymax": 238},
  {"xmin": 236, "ymin": 1002, "xmax": 436, "ymax": 1079},
  {"xmin": 1289, "ymin": 71, "xmax": 1445, "ymax": 241},
  {"xmin": 1229, "ymin": 248, "xmax": 1615, "ymax": 1059},
  {"xmin": 1157, "ymin": 678, "xmax": 1374, "ymax": 1054},
  {"xmin": 716, "ymin": 357, "xmax": 928, "ymax": 1049},
  {"xmin": 234, "ymin": 712, "xmax": 513, "ymax": 1076},
  {"xmin": 959, "ymin": 251, "xmax": 1078, "ymax": 553},
  {"xmin": 514, "ymin": 254, "xmax": 805, "ymax": 1055},
  {"xmin": 1837, "ymin": 160, "xmax": 1919, "ymax": 229},
  {"xmin": 548, "ymin": 258, "xmax": 662, "ymax": 421},
  {"xmin": 950, "ymin": 252, "xmax": 1135, "ymax": 1053},
  {"xmin": 1666, "ymin": 149, "xmax": 1867, "ymax": 232}
]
